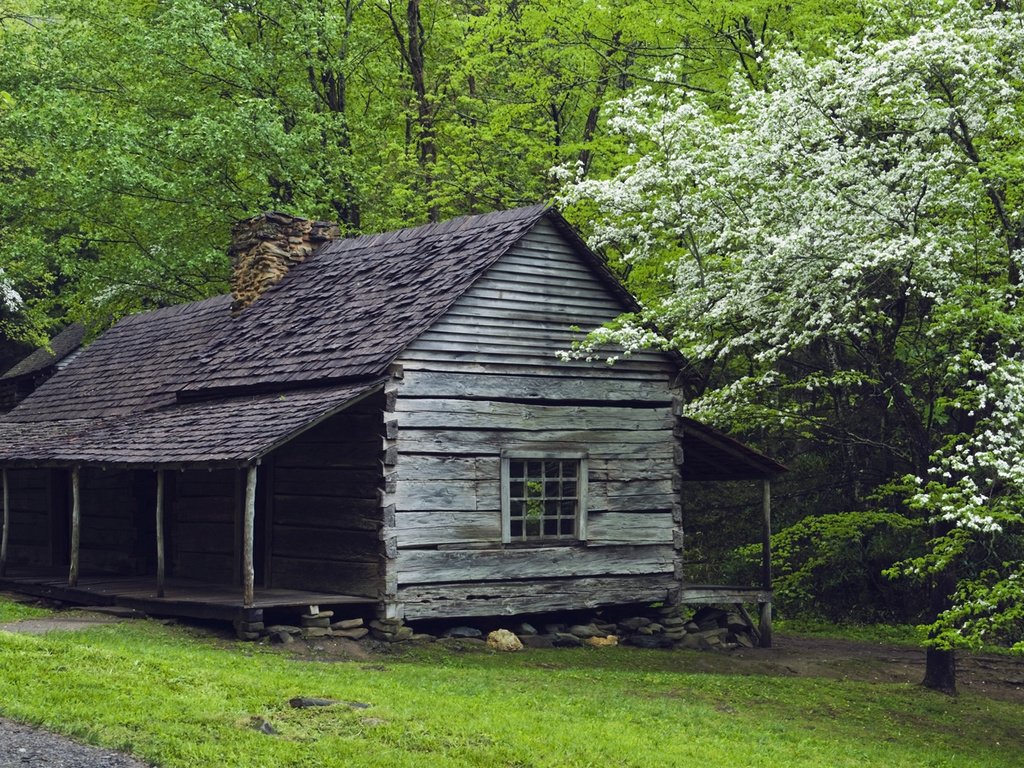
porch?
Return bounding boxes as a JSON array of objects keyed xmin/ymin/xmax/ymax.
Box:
[{"xmin": 0, "ymin": 569, "xmax": 376, "ymax": 625}]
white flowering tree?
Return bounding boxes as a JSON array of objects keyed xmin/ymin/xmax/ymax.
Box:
[{"xmin": 559, "ymin": 0, "xmax": 1024, "ymax": 692}]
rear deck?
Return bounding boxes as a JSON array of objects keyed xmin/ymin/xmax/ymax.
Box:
[{"xmin": 0, "ymin": 570, "xmax": 376, "ymax": 625}]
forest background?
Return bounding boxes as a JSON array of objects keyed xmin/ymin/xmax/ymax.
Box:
[{"xmin": 1, "ymin": 0, "xmax": 1022, "ymax": 691}]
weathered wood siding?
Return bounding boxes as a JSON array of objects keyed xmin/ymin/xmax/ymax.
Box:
[
  {"xmin": 170, "ymin": 469, "xmax": 236, "ymax": 583},
  {"xmin": 267, "ymin": 393, "xmax": 385, "ymax": 597},
  {"xmin": 3, "ymin": 469, "xmax": 51, "ymax": 566},
  {"xmin": 78, "ymin": 468, "xmax": 138, "ymax": 574},
  {"xmin": 391, "ymin": 219, "xmax": 681, "ymax": 619}
]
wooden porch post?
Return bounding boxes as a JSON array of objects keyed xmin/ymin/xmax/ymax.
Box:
[
  {"xmin": 69, "ymin": 466, "xmax": 81, "ymax": 587},
  {"xmin": 759, "ymin": 478, "xmax": 773, "ymax": 648},
  {"xmin": 155, "ymin": 469, "xmax": 165, "ymax": 598},
  {"xmin": 0, "ymin": 468, "xmax": 9, "ymax": 577},
  {"xmin": 242, "ymin": 464, "xmax": 257, "ymax": 608}
]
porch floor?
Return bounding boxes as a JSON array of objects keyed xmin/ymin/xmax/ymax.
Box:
[{"xmin": 0, "ymin": 569, "xmax": 377, "ymax": 623}]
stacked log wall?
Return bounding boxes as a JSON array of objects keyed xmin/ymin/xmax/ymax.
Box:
[
  {"xmin": 392, "ymin": 219, "xmax": 682, "ymax": 620},
  {"xmin": 78, "ymin": 468, "xmax": 137, "ymax": 574},
  {"xmin": 3, "ymin": 469, "xmax": 51, "ymax": 566},
  {"xmin": 170, "ymin": 469, "xmax": 236, "ymax": 583},
  {"xmin": 268, "ymin": 393, "xmax": 384, "ymax": 597}
]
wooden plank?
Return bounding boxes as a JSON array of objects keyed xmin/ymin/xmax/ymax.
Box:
[
  {"xmin": 394, "ymin": 480, "xmax": 499, "ymax": 512},
  {"xmin": 273, "ymin": 467, "xmax": 380, "ymax": 497},
  {"xmin": 270, "ymin": 556, "xmax": 379, "ymax": 596},
  {"xmin": 678, "ymin": 586, "xmax": 772, "ymax": 604},
  {"xmin": 272, "ymin": 526, "xmax": 380, "ymax": 562},
  {"xmin": 394, "ymin": 510, "xmax": 500, "ymax": 547},
  {"xmin": 170, "ymin": 496, "xmax": 234, "ymax": 523},
  {"xmin": 397, "ymin": 428, "xmax": 675, "ymax": 458},
  {"xmin": 399, "ymin": 574, "xmax": 676, "ymax": 620},
  {"xmin": 586, "ymin": 511, "xmax": 674, "ymax": 545},
  {"xmin": 397, "ymin": 370, "xmax": 674, "ymax": 402},
  {"xmin": 395, "ymin": 400, "xmax": 674, "ymax": 431},
  {"xmin": 272, "ymin": 494, "xmax": 381, "ymax": 530},
  {"xmin": 398, "ymin": 352, "xmax": 662, "ymax": 379},
  {"xmin": 69, "ymin": 467, "xmax": 80, "ymax": 587},
  {"xmin": 397, "ymin": 544, "xmax": 674, "ymax": 585},
  {"xmin": 395, "ymin": 455, "xmax": 496, "ymax": 483},
  {"xmin": 173, "ymin": 522, "xmax": 234, "ymax": 554}
]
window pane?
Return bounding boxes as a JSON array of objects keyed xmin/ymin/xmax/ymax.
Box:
[
  {"xmin": 510, "ymin": 520, "xmax": 523, "ymax": 538},
  {"xmin": 562, "ymin": 462, "xmax": 577, "ymax": 478},
  {"xmin": 545, "ymin": 481, "xmax": 559, "ymax": 497},
  {"xmin": 510, "ymin": 500, "xmax": 524, "ymax": 519},
  {"xmin": 544, "ymin": 518, "xmax": 557, "ymax": 536},
  {"xmin": 562, "ymin": 481, "xmax": 577, "ymax": 497},
  {"xmin": 560, "ymin": 499, "xmax": 576, "ymax": 515},
  {"xmin": 525, "ymin": 517, "xmax": 541, "ymax": 536},
  {"xmin": 559, "ymin": 518, "xmax": 575, "ymax": 536},
  {"xmin": 509, "ymin": 480, "xmax": 524, "ymax": 498},
  {"xmin": 509, "ymin": 460, "xmax": 525, "ymax": 477},
  {"xmin": 527, "ymin": 461, "xmax": 542, "ymax": 477},
  {"xmin": 544, "ymin": 460, "xmax": 559, "ymax": 477}
]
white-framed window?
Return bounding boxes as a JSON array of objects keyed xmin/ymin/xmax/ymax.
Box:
[{"xmin": 501, "ymin": 450, "xmax": 588, "ymax": 544}]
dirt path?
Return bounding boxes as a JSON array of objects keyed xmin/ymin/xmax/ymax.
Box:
[{"xmin": 0, "ymin": 718, "xmax": 150, "ymax": 768}]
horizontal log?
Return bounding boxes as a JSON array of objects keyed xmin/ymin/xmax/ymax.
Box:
[
  {"xmin": 397, "ymin": 370, "xmax": 674, "ymax": 402},
  {"xmin": 394, "ymin": 480, "xmax": 499, "ymax": 512},
  {"xmin": 5, "ymin": 488, "xmax": 49, "ymax": 512},
  {"xmin": 171, "ymin": 522, "xmax": 233, "ymax": 555},
  {"xmin": 678, "ymin": 586, "xmax": 772, "ymax": 605},
  {"xmin": 273, "ymin": 467, "xmax": 381, "ymax": 497},
  {"xmin": 397, "ymin": 427, "xmax": 674, "ymax": 458},
  {"xmin": 272, "ymin": 526, "xmax": 380, "ymax": 562},
  {"xmin": 398, "ymin": 351, "xmax": 665, "ymax": 379},
  {"xmin": 399, "ymin": 574, "xmax": 677, "ymax": 620},
  {"xmin": 394, "ymin": 510, "xmax": 501, "ymax": 547},
  {"xmin": 272, "ymin": 441, "xmax": 381, "ymax": 469},
  {"xmin": 589, "ymin": 457, "xmax": 676, "ymax": 482},
  {"xmin": 586, "ymin": 511, "xmax": 674, "ymax": 545},
  {"xmin": 273, "ymin": 494, "xmax": 381, "ymax": 530},
  {"xmin": 397, "ymin": 543, "xmax": 674, "ymax": 585},
  {"xmin": 395, "ymin": 399, "xmax": 674, "ymax": 432},
  {"xmin": 4, "ymin": 469, "xmax": 49, "ymax": 490},
  {"xmin": 271, "ymin": 556, "xmax": 380, "ymax": 596},
  {"xmin": 171, "ymin": 496, "xmax": 234, "ymax": 523},
  {"xmin": 172, "ymin": 551, "xmax": 233, "ymax": 583},
  {"xmin": 395, "ymin": 455, "xmax": 497, "ymax": 483}
]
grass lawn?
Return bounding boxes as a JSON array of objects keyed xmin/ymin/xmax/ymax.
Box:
[{"xmin": 0, "ymin": 600, "xmax": 1020, "ymax": 767}]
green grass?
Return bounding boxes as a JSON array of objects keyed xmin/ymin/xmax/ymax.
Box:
[
  {"xmin": 0, "ymin": 601, "xmax": 1020, "ymax": 767},
  {"xmin": 0, "ymin": 595, "xmax": 51, "ymax": 622},
  {"xmin": 775, "ymin": 618, "xmax": 927, "ymax": 646}
]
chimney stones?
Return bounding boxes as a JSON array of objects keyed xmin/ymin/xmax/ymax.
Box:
[{"xmin": 229, "ymin": 211, "xmax": 340, "ymax": 313}]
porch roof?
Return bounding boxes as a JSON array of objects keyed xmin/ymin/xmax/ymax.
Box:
[{"xmin": 0, "ymin": 380, "xmax": 383, "ymax": 468}]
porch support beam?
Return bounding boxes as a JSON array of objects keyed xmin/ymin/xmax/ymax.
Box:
[
  {"xmin": 242, "ymin": 464, "xmax": 257, "ymax": 609},
  {"xmin": 155, "ymin": 469, "xmax": 165, "ymax": 598},
  {"xmin": 1, "ymin": 468, "xmax": 9, "ymax": 577},
  {"xmin": 759, "ymin": 478, "xmax": 773, "ymax": 648},
  {"xmin": 69, "ymin": 466, "xmax": 81, "ymax": 587}
]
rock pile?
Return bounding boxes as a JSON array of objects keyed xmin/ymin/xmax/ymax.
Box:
[{"xmin": 246, "ymin": 605, "xmax": 760, "ymax": 651}]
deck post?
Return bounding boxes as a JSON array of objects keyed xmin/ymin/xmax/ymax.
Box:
[
  {"xmin": 0, "ymin": 467, "xmax": 9, "ymax": 577},
  {"xmin": 760, "ymin": 478, "xmax": 773, "ymax": 648},
  {"xmin": 155, "ymin": 469, "xmax": 165, "ymax": 598},
  {"xmin": 69, "ymin": 466, "xmax": 81, "ymax": 587},
  {"xmin": 242, "ymin": 464, "xmax": 257, "ymax": 609}
]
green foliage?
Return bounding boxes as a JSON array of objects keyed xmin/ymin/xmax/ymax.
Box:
[{"xmin": 731, "ymin": 512, "xmax": 928, "ymax": 623}]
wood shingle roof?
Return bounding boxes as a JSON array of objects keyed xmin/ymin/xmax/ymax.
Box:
[{"xmin": 0, "ymin": 205, "xmax": 560, "ymax": 467}]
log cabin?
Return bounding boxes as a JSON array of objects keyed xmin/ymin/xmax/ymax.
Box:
[{"xmin": 0, "ymin": 206, "xmax": 784, "ymax": 636}]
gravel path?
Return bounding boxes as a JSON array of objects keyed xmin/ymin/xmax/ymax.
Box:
[{"xmin": 0, "ymin": 719, "xmax": 150, "ymax": 768}]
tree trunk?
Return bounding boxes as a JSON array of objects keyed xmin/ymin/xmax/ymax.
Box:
[{"xmin": 922, "ymin": 648, "xmax": 956, "ymax": 695}]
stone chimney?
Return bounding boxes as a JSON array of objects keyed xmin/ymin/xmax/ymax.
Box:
[{"xmin": 229, "ymin": 211, "xmax": 341, "ymax": 313}]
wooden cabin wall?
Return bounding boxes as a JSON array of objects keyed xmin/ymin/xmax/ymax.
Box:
[
  {"xmin": 78, "ymin": 468, "xmax": 138, "ymax": 574},
  {"xmin": 169, "ymin": 468, "xmax": 236, "ymax": 583},
  {"xmin": 268, "ymin": 393, "xmax": 384, "ymax": 597},
  {"xmin": 3, "ymin": 468, "xmax": 51, "ymax": 566},
  {"xmin": 391, "ymin": 219, "xmax": 682, "ymax": 620}
]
